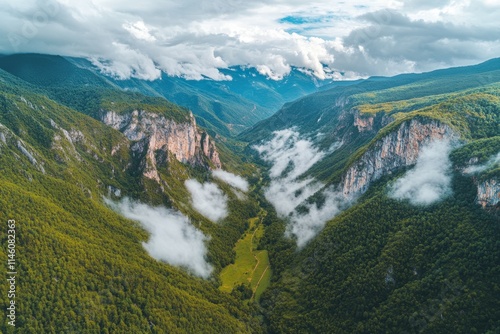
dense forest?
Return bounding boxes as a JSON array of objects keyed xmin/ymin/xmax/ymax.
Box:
[
  {"xmin": 260, "ymin": 175, "xmax": 499, "ymax": 333},
  {"xmin": 0, "ymin": 66, "xmax": 263, "ymax": 333}
]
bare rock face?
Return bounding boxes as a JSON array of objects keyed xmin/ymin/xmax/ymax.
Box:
[
  {"xmin": 0, "ymin": 122, "xmax": 46, "ymax": 174},
  {"xmin": 461, "ymin": 157, "xmax": 499, "ymax": 209},
  {"xmin": 353, "ymin": 111, "xmax": 374, "ymax": 132},
  {"xmin": 100, "ymin": 110, "xmax": 221, "ymax": 181},
  {"xmin": 341, "ymin": 118, "xmax": 454, "ymax": 197},
  {"xmin": 477, "ymin": 178, "xmax": 500, "ymax": 208}
]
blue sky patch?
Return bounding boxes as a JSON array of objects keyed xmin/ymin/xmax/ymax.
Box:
[
  {"xmin": 280, "ymin": 16, "xmax": 319, "ymax": 25},
  {"xmin": 278, "ymin": 14, "xmax": 340, "ymax": 36}
]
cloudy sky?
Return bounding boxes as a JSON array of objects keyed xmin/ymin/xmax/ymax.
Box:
[{"xmin": 1, "ymin": 0, "xmax": 499, "ymax": 80}]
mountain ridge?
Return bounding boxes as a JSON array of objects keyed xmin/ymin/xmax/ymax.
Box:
[{"xmin": 0, "ymin": 53, "xmax": 343, "ymax": 137}]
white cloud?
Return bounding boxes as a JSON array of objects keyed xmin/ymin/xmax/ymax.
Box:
[
  {"xmin": 254, "ymin": 128, "xmax": 325, "ymax": 180},
  {"xmin": 288, "ymin": 187, "xmax": 353, "ymax": 248},
  {"xmin": 185, "ymin": 179, "xmax": 228, "ymax": 222},
  {"xmin": 255, "ymin": 133, "xmax": 455, "ymax": 247},
  {"xmin": 105, "ymin": 197, "xmax": 212, "ymax": 278},
  {"xmin": 254, "ymin": 129, "xmax": 353, "ymax": 246},
  {"xmin": 266, "ymin": 176, "xmax": 324, "ymax": 217},
  {"xmin": 389, "ymin": 140, "xmax": 453, "ymax": 205},
  {"xmin": 90, "ymin": 42, "xmax": 161, "ymax": 80},
  {"xmin": 253, "ymin": 129, "xmax": 325, "ymax": 216},
  {"xmin": 231, "ymin": 189, "xmax": 247, "ymax": 201},
  {"xmin": 212, "ymin": 169, "xmax": 249, "ymax": 192},
  {"xmin": 464, "ymin": 152, "xmax": 500, "ymax": 174},
  {"xmin": 1, "ymin": 0, "xmax": 498, "ymax": 81},
  {"xmin": 254, "ymin": 129, "xmax": 354, "ymax": 247},
  {"xmin": 483, "ymin": 0, "xmax": 500, "ymax": 7},
  {"xmin": 123, "ymin": 20, "xmax": 156, "ymax": 42}
]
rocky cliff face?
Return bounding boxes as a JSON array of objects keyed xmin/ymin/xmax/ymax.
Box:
[
  {"xmin": 353, "ymin": 111, "xmax": 374, "ymax": 132},
  {"xmin": 477, "ymin": 178, "xmax": 500, "ymax": 208},
  {"xmin": 100, "ymin": 110, "xmax": 221, "ymax": 181},
  {"xmin": 341, "ymin": 118, "xmax": 454, "ymax": 197},
  {"xmin": 461, "ymin": 158, "xmax": 499, "ymax": 209}
]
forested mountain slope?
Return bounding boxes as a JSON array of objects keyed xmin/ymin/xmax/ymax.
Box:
[
  {"xmin": 0, "ymin": 68, "xmax": 262, "ymax": 333},
  {"xmin": 243, "ymin": 59, "xmax": 500, "ymax": 333}
]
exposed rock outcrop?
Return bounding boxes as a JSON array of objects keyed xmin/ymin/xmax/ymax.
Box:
[
  {"xmin": 461, "ymin": 155, "xmax": 499, "ymax": 209},
  {"xmin": 477, "ymin": 178, "xmax": 500, "ymax": 208},
  {"xmin": 0, "ymin": 122, "xmax": 46, "ymax": 173},
  {"xmin": 353, "ymin": 111, "xmax": 374, "ymax": 132},
  {"xmin": 50, "ymin": 119, "xmax": 82, "ymax": 162},
  {"xmin": 100, "ymin": 109, "xmax": 221, "ymax": 181},
  {"xmin": 341, "ymin": 118, "xmax": 454, "ymax": 197}
]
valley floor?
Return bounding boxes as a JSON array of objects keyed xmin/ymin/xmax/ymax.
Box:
[{"xmin": 219, "ymin": 211, "xmax": 271, "ymax": 302}]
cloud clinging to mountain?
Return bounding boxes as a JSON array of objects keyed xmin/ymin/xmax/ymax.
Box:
[
  {"xmin": 212, "ymin": 169, "xmax": 249, "ymax": 192},
  {"xmin": 255, "ymin": 129, "xmax": 352, "ymax": 247},
  {"xmin": 253, "ymin": 129, "xmax": 325, "ymax": 217},
  {"xmin": 389, "ymin": 140, "xmax": 453, "ymax": 205},
  {"xmin": 105, "ymin": 197, "xmax": 212, "ymax": 278},
  {"xmin": 464, "ymin": 152, "xmax": 500, "ymax": 174},
  {"xmin": 185, "ymin": 179, "xmax": 228, "ymax": 222}
]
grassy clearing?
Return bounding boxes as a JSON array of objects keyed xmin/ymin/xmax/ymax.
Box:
[
  {"xmin": 254, "ymin": 264, "xmax": 271, "ymax": 303},
  {"xmin": 219, "ymin": 215, "xmax": 271, "ymax": 302}
]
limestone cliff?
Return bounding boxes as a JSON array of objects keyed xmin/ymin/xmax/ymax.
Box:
[
  {"xmin": 353, "ymin": 111, "xmax": 374, "ymax": 132},
  {"xmin": 341, "ymin": 118, "xmax": 454, "ymax": 197},
  {"xmin": 100, "ymin": 109, "xmax": 221, "ymax": 181},
  {"xmin": 477, "ymin": 178, "xmax": 500, "ymax": 208},
  {"xmin": 461, "ymin": 157, "xmax": 499, "ymax": 208}
]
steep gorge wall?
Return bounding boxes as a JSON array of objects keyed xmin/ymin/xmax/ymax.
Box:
[
  {"xmin": 341, "ymin": 118, "xmax": 454, "ymax": 197},
  {"xmin": 477, "ymin": 178, "xmax": 500, "ymax": 208},
  {"xmin": 100, "ymin": 109, "xmax": 221, "ymax": 181},
  {"xmin": 462, "ymin": 157, "xmax": 499, "ymax": 209}
]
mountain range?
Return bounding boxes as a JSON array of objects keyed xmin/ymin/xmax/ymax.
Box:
[
  {"xmin": 0, "ymin": 53, "xmax": 350, "ymax": 137},
  {"xmin": 0, "ymin": 53, "xmax": 498, "ymax": 333}
]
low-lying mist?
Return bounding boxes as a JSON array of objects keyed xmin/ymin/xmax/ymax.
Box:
[
  {"xmin": 253, "ymin": 129, "xmax": 325, "ymax": 217},
  {"xmin": 255, "ymin": 132, "xmax": 457, "ymax": 247},
  {"xmin": 185, "ymin": 179, "xmax": 228, "ymax": 222},
  {"xmin": 289, "ymin": 187, "xmax": 353, "ymax": 248},
  {"xmin": 389, "ymin": 140, "xmax": 453, "ymax": 205},
  {"xmin": 254, "ymin": 129, "xmax": 349, "ymax": 247},
  {"xmin": 105, "ymin": 197, "xmax": 212, "ymax": 278},
  {"xmin": 464, "ymin": 152, "xmax": 500, "ymax": 174},
  {"xmin": 212, "ymin": 169, "xmax": 249, "ymax": 192}
]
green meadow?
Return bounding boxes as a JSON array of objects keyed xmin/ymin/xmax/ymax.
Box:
[{"xmin": 220, "ymin": 215, "xmax": 271, "ymax": 302}]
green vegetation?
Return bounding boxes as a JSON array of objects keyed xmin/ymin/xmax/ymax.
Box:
[
  {"xmin": 242, "ymin": 58, "xmax": 500, "ymax": 333},
  {"xmin": 451, "ymin": 136, "xmax": 500, "ymax": 166},
  {"xmin": 261, "ymin": 175, "xmax": 500, "ymax": 333},
  {"xmin": 0, "ymin": 53, "xmax": 499, "ymax": 333},
  {"xmin": 0, "ymin": 53, "xmax": 115, "ymax": 89},
  {"xmin": 451, "ymin": 136, "xmax": 500, "ymax": 180},
  {"xmin": 220, "ymin": 213, "xmax": 271, "ymax": 302},
  {"xmin": 338, "ymin": 91, "xmax": 499, "ymax": 181},
  {"xmin": 0, "ymin": 54, "xmax": 328, "ymax": 137},
  {"xmin": 0, "ymin": 68, "xmax": 264, "ymax": 333},
  {"xmin": 244, "ymin": 62, "xmax": 500, "ymax": 190}
]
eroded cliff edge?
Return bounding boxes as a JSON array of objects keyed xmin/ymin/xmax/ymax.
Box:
[
  {"xmin": 341, "ymin": 117, "xmax": 455, "ymax": 198},
  {"xmin": 477, "ymin": 178, "xmax": 500, "ymax": 208},
  {"xmin": 100, "ymin": 109, "xmax": 221, "ymax": 181}
]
